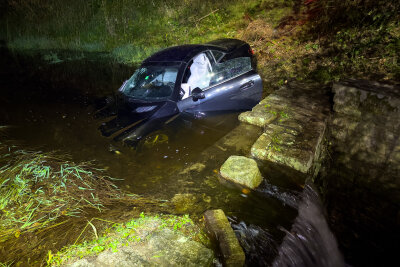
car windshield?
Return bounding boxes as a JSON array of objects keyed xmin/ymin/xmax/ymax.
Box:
[{"xmin": 120, "ymin": 64, "xmax": 179, "ymax": 100}]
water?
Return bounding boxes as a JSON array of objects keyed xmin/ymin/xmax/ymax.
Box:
[
  {"xmin": 0, "ymin": 49, "xmax": 344, "ymax": 265},
  {"xmin": 272, "ymin": 184, "xmax": 345, "ymax": 267}
]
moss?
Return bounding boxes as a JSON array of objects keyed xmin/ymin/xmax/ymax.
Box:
[{"xmin": 47, "ymin": 214, "xmax": 209, "ymax": 266}]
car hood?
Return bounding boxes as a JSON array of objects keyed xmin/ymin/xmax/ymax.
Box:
[{"xmin": 99, "ymin": 98, "xmax": 167, "ymax": 137}]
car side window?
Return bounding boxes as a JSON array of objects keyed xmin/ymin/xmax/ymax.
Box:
[
  {"xmin": 210, "ymin": 50, "xmax": 224, "ymax": 63},
  {"xmin": 209, "ymin": 57, "xmax": 252, "ymax": 86}
]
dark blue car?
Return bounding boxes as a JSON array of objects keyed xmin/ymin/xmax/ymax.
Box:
[{"xmin": 97, "ymin": 38, "xmax": 263, "ymax": 146}]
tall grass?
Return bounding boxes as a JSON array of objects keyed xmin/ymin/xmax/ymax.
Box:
[
  {"xmin": 0, "ymin": 141, "xmax": 123, "ymax": 243},
  {"xmin": 1, "ymin": 0, "xmax": 261, "ymax": 63}
]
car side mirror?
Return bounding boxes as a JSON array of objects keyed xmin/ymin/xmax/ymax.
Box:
[{"xmin": 192, "ymin": 87, "xmax": 205, "ymax": 101}]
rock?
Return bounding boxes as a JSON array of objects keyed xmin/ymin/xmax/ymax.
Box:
[
  {"xmin": 219, "ymin": 156, "xmax": 262, "ymax": 189},
  {"xmin": 179, "ymin": 163, "xmax": 206, "ymax": 175},
  {"xmin": 331, "ymin": 79, "xmax": 400, "ymax": 199},
  {"xmin": 318, "ymin": 80, "xmax": 400, "ymax": 267},
  {"xmin": 251, "ymin": 120, "xmax": 326, "ymax": 174},
  {"xmin": 64, "ymin": 216, "xmax": 214, "ymax": 267},
  {"xmin": 204, "ymin": 209, "xmax": 245, "ymax": 267},
  {"xmin": 171, "ymin": 193, "xmax": 198, "ymax": 213},
  {"xmin": 238, "ymin": 107, "xmax": 277, "ymax": 127},
  {"xmin": 242, "ymin": 84, "xmax": 329, "ymax": 175},
  {"xmin": 69, "ymin": 228, "xmax": 213, "ymax": 267}
]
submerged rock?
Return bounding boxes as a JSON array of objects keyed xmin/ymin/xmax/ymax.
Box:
[
  {"xmin": 179, "ymin": 162, "xmax": 206, "ymax": 175},
  {"xmin": 219, "ymin": 155, "xmax": 262, "ymax": 189},
  {"xmin": 171, "ymin": 193, "xmax": 198, "ymax": 213},
  {"xmin": 204, "ymin": 209, "xmax": 245, "ymax": 266}
]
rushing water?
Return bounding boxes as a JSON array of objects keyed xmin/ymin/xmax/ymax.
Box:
[{"xmin": 0, "ymin": 49, "xmax": 345, "ymax": 266}]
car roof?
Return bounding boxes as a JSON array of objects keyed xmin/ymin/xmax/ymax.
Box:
[{"xmin": 142, "ymin": 39, "xmax": 247, "ymax": 64}]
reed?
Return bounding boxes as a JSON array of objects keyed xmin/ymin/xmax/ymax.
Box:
[{"xmin": 0, "ymin": 141, "xmax": 123, "ymax": 243}]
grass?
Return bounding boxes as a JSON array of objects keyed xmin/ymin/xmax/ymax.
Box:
[
  {"xmin": 47, "ymin": 213, "xmax": 209, "ymax": 266},
  {"xmin": 1, "ymin": 0, "xmax": 398, "ymax": 82},
  {"xmin": 1, "ymin": 0, "xmax": 262, "ymax": 64},
  {"xmin": 238, "ymin": 1, "xmax": 400, "ymax": 90},
  {"xmin": 0, "ymin": 141, "xmax": 124, "ymax": 243}
]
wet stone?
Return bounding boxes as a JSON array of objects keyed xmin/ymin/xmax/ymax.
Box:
[
  {"xmin": 243, "ymin": 85, "xmax": 329, "ymax": 175},
  {"xmin": 179, "ymin": 163, "xmax": 206, "ymax": 175},
  {"xmin": 239, "ymin": 107, "xmax": 277, "ymax": 127},
  {"xmin": 67, "ymin": 217, "xmax": 214, "ymax": 267},
  {"xmin": 219, "ymin": 155, "xmax": 262, "ymax": 189},
  {"xmin": 251, "ymin": 131, "xmax": 314, "ymax": 173},
  {"xmin": 69, "ymin": 228, "xmax": 213, "ymax": 267},
  {"xmin": 331, "ymin": 79, "xmax": 400, "ymax": 200},
  {"xmin": 172, "ymin": 193, "xmax": 197, "ymax": 214},
  {"xmin": 204, "ymin": 209, "xmax": 245, "ymax": 267}
]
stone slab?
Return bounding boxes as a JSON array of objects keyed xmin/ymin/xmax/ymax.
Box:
[
  {"xmin": 219, "ymin": 155, "xmax": 263, "ymax": 188},
  {"xmin": 243, "ymin": 84, "xmax": 329, "ymax": 174},
  {"xmin": 204, "ymin": 209, "xmax": 245, "ymax": 267}
]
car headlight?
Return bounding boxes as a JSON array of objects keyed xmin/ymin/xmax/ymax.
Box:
[{"xmin": 135, "ymin": 106, "xmax": 157, "ymax": 113}]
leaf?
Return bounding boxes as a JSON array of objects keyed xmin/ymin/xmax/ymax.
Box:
[{"xmin": 15, "ymin": 230, "xmax": 21, "ymax": 238}]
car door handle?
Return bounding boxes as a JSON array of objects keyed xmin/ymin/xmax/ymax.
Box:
[{"xmin": 240, "ymin": 80, "xmax": 255, "ymax": 90}]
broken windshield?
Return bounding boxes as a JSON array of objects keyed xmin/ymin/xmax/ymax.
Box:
[{"xmin": 121, "ymin": 64, "xmax": 179, "ymax": 100}]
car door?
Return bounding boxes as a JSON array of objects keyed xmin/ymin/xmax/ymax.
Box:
[{"xmin": 177, "ymin": 53, "xmax": 262, "ymax": 114}]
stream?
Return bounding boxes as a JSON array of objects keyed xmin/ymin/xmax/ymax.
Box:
[{"xmin": 0, "ymin": 49, "xmax": 343, "ymax": 266}]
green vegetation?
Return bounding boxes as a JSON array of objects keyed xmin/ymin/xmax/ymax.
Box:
[
  {"xmin": 1, "ymin": 0, "xmax": 398, "ymax": 83},
  {"xmin": 1, "ymin": 0, "xmax": 262, "ymax": 63},
  {"xmin": 267, "ymin": 133, "xmax": 282, "ymax": 152},
  {"xmin": 47, "ymin": 213, "xmax": 208, "ymax": 266},
  {"xmin": 239, "ymin": 0, "xmax": 400, "ymax": 89},
  {"xmin": 0, "ymin": 140, "xmax": 123, "ymax": 243}
]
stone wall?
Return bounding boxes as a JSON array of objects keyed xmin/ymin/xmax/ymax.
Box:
[
  {"xmin": 239, "ymin": 82, "xmax": 330, "ymax": 178},
  {"xmin": 324, "ymin": 79, "xmax": 400, "ymax": 266},
  {"xmin": 331, "ymin": 79, "xmax": 400, "ymax": 199}
]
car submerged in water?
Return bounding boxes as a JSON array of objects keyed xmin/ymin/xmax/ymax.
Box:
[{"xmin": 96, "ymin": 38, "xmax": 263, "ymax": 146}]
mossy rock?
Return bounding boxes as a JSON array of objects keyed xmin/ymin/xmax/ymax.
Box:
[{"xmin": 219, "ymin": 155, "xmax": 263, "ymax": 189}]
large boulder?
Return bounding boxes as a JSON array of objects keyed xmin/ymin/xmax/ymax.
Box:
[{"xmin": 219, "ymin": 155, "xmax": 263, "ymax": 189}]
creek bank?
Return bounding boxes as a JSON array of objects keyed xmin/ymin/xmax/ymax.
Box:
[{"xmin": 239, "ymin": 82, "xmax": 330, "ymax": 176}]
